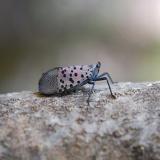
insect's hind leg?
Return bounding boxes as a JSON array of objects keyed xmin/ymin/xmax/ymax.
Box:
[
  {"xmin": 98, "ymin": 72, "xmax": 115, "ymax": 84},
  {"xmin": 95, "ymin": 76, "xmax": 115, "ymax": 98},
  {"xmin": 87, "ymin": 81, "xmax": 95, "ymax": 105}
]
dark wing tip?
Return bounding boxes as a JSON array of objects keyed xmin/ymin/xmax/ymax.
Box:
[{"xmin": 38, "ymin": 68, "xmax": 59, "ymax": 95}]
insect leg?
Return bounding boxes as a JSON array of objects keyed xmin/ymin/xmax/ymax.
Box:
[
  {"xmin": 97, "ymin": 72, "xmax": 115, "ymax": 84},
  {"xmin": 87, "ymin": 81, "xmax": 95, "ymax": 105},
  {"xmin": 95, "ymin": 76, "xmax": 115, "ymax": 98}
]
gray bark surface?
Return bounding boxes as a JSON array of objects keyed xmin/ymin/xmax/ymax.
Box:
[{"xmin": 0, "ymin": 82, "xmax": 160, "ymax": 160}]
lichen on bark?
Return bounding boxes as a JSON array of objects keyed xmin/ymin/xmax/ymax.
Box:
[{"xmin": 0, "ymin": 82, "xmax": 160, "ymax": 160}]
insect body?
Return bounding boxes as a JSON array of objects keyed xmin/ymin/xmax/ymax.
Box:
[{"xmin": 39, "ymin": 62, "xmax": 115, "ymax": 104}]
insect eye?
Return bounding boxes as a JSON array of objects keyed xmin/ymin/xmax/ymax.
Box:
[{"xmin": 96, "ymin": 61, "xmax": 101, "ymax": 68}]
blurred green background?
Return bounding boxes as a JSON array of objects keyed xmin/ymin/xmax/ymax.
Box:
[{"xmin": 0, "ymin": 0, "xmax": 160, "ymax": 93}]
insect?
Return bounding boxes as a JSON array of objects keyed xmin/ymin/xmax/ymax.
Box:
[{"xmin": 39, "ymin": 61, "xmax": 115, "ymax": 105}]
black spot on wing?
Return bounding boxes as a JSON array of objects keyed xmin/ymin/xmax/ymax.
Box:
[
  {"xmin": 81, "ymin": 74, "xmax": 84, "ymax": 78},
  {"xmin": 59, "ymin": 89, "xmax": 62, "ymax": 93},
  {"xmin": 69, "ymin": 78, "xmax": 74, "ymax": 83},
  {"xmin": 60, "ymin": 79, "xmax": 64, "ymax": 83},
  {"xmin": 74, "ymin": 73, "xmax": 78, "ymax": 76}
]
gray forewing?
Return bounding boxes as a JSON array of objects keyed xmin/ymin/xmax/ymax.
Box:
[{"xmin": 57, "ymin": 64, "xmax": 94, "ymax": 93}]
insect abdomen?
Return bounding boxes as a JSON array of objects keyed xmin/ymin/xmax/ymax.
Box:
[{"xmin": 39, "ymin": 68, "xmax": 59, "ymax": 95}]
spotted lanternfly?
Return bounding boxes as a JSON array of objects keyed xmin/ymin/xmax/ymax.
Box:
[{"xmin": 39, "ymin": 61, "xmax": 115, "ymax": 104}]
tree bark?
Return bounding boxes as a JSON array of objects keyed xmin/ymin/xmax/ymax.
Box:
[{"xmin": 0, "ymin": 82, "xmax": 160, "ymax": 160}]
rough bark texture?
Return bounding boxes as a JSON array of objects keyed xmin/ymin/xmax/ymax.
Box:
[{"xmin": 0, "ymin": 82, "xmax": 160, "ymax": 160}]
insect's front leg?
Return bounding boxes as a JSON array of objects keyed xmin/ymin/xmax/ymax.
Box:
[
  {"xmin": 97, "ymin": 72, "xmax": 115, "ymax": 84},
  {"xmin": 95, "ymin": 76, "xmax": 116, "ymax": 99},
  {"xmin": 87, "ymin": 81, "xmax": 95, "ymax": 105}
]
